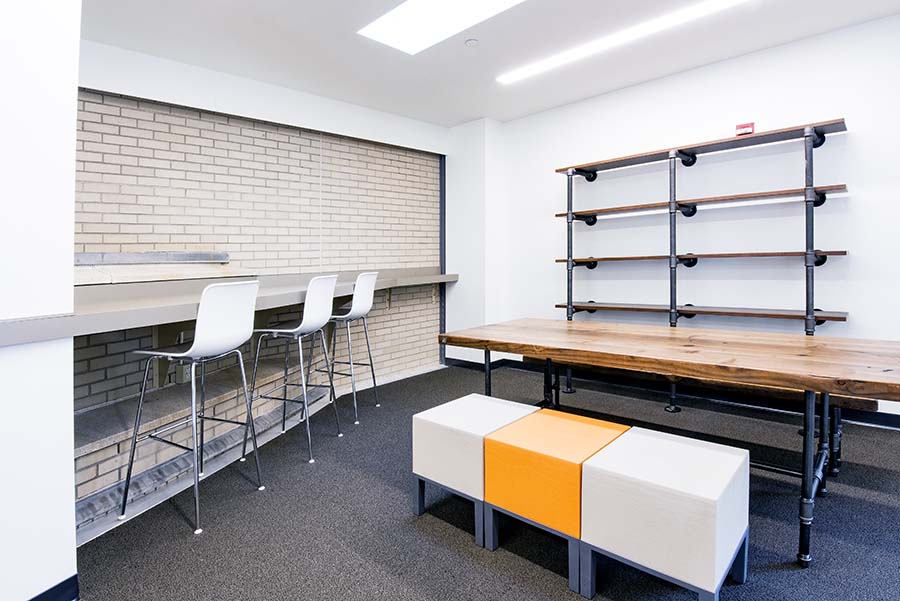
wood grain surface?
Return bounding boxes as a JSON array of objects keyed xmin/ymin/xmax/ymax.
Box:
[{"xmin": 440, "ymin": 319, "xmax": 900, "ymax": 402}]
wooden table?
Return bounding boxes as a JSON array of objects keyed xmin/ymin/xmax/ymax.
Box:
[{"xmin": 439, "ymin": 318, "xmax": 900, "ymax": 567}]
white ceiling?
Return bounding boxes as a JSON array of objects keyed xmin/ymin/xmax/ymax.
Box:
[{"xmin": 81, "ymin": 0, "xmax": 900, "ymax": 127}]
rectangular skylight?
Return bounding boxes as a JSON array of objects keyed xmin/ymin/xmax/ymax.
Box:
[
  {"xmin": 497, "ymin": 0, "xmax": 753, "ymax": 84},
  {"xmin": 358, "ymin": 0, "xmax": 527, "ymax": 55}
]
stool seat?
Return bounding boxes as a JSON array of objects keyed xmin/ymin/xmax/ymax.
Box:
[
  {"xmin": 132, "ymin": 342, "xmax": 193, "ymax": 358},
  {"xmin": 580, "ymin": 427, "xmax": 749, "ymax": 598},
  {"xmin": 254, "ymin": 320, "xmax": 302, "ymax": 335}
]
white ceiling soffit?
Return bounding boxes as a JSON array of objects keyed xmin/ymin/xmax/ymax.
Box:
[{"xmin": 81, "ymin": 0, "xmax": 900, "ymax": 127}]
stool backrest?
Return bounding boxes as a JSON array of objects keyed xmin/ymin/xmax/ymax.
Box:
[
  {"xmin": 298, "ymin": 274, "xmax": 338, "ymax": 334},
  {"xmin": 345, "ymin": 272, "xmax": 378, "ymax": 320},
  {"xmin": 189, "ymin": 280, "xmax": 260, "ymax": 359}
]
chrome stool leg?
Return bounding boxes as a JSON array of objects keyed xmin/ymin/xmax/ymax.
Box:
[
  {"xmin": 241, "ymin": 333, "xmax": 267, "ymax": 461},
  {"xmin": 198, "ymin": 362, "xmax": 206, "ymax": 477},
  {"xmin": 305, "ymin": 330, "xmax": 317, "ymax": 386},
  {"xmin": 362, "ymin": 316, "xmax": 380, "ymax": 408},
  {"xmin": 297, "ymin": 336, "xmax": 315, "ymax": 463},
  {"xmin": 346, "ymin": 320, "xmax": 359, "ymax": 425},
  {"xmin": 188, "ymin": 362, "xmax": 202, "ymax": 534},
  {"xmin": 281, "ymin": 337, "xmax": 290, "ymax": 433},
  {"xmin": 319, "ymin": 329, "xmax": 343, "ymax": 438},
  {"xmin": 235, "ymin": 349, "xmax": 264, "ymax": 491},
  {"xmin": 119, "ymin": 357, "xmax": 153, "ymax": 520}
]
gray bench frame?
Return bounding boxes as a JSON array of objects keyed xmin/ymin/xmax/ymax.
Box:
[
  {"xmin": 413, "ymin": 474, "xmax": 485, "ymax": 548},
  {"xmin": 580, "ymin": 529, "xmax": 749, "ymax": 601},
  {"xmin": 484, "ymin": 502, "xmax": 580, "ymax": 593}
]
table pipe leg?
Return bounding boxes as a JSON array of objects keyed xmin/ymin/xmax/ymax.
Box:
[
  {"xmin": 818, "ymin": 394, "xmax": 830, "ymax": 496},
  {"xmin": 798, "ymin": 390, "xmax": 816, "ymax": 568},
  {"xmin": 564, "ymin": 368, "xmax": 575, "ymax": 394},
  {"xmin": 484, "ymin": 349, "xmax": 492, "ymax": 396},
  {"xmin": 543, "ymin": 358, "xmax": 553, "ymax": 406},
  {"xmin": 554, "ymin": 365, "xmax": 561, "ymax": 408},
  {"xmin": 665, "ymin": 381, "xmax": 682, "ymax": 413},
  {"xmin": 829, "ymin": 405, "xmax": 842, "ymax": 476}
]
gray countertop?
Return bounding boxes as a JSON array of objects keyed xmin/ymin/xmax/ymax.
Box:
[{"xmin": 0, "ymin": 267, "xmax": 457, "ymax": 347}]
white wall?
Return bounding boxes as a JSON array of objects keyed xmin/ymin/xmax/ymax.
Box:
[
  {"xmin": 445, "ymin": 120, "xmax": 488, "ymax": 362},
  {"xmin": 473, "ymin": 16, "xmax": 900, "ymax": 409},
  {"xmin": 79, "ymin": 41, "xmax": 449, "ymax": 155},
  {"xmin": 0, "ymin": 2, "xmax": 81, "ymax": 599}
]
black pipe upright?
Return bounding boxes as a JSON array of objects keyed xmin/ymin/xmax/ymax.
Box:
[
  {"xmin": 668, "ymin": 151, "xmax": 678, "ymax": 328},
  {"xmin": 804, "ymin": 127, "xmax": 816, "ymax": 336},
  {"xmin": 665, "ymin": 151, "xmax": 682, "ymax": 413},
  {"xmin": 565, "ymin": 170, "xmax": 576, "ymax": 393}
]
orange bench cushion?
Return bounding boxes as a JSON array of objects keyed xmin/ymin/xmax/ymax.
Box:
[{"xmin": 484, "ymin": 409, "xmax": 629, "ymax": 538}]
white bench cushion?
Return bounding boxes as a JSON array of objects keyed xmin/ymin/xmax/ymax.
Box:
[
  {"xmin": 581, "ymin": 427, "xmax": 749, "ymax": 592},
  {"xmin": 412, "ymin": 394, "xmax": 539, "ymax": 500}
]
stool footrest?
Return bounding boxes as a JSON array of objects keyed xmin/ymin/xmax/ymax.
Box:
[
  {"xmin": 147, "ymin": 434, "xmax": 193, "ymax": 453},
  {"xmin": 331, "ymin": 360, "xmax": 372, "ymax": 367},
  {"xmin": 259, "ymin": 384, "xmax": 332, "ymax": 405},
  {"xmin": 136, "ymin": 416, "xmax": 192, "ymax": 441},
  {"xmin": 200, "ymin": 415, "xmax": 247, "ymax": 427}
]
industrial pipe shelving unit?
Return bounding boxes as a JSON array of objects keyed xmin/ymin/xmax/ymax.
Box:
[{"xmin": 555, "ymin": 118, "xmax": 848, "ymax": 414}]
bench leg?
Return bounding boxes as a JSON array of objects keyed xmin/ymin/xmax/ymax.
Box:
[
  {"xmin": 567, "ymin": 538, "xmax": 580, "ymax": 592},
  {"xmin": 484, "ymin": 505, "xmax": 499, "ymax": 551},
  {"xmin": 475, "ymin": 501, "xmax": 484, "ymax": 548},
  {"xmin": 730, "ymin": 534, "xmax": 749, "ymax": 584},
  {"xmin": 579, "ymin": 542, "xmax": 598, "ymax": 599},
  {"xmin": 414, "ymin": 477, "xmax": 425, "ymax": 516},
  {"xmin": 698, "ymin": 591, "xmax": 718, "ymax": 601}
]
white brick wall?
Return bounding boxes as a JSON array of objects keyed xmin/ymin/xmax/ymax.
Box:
[{"xmin": 75, "ymin": 90, "xmax": 441, "ymax": 272}]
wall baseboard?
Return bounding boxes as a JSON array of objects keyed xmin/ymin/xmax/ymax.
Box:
[{"xmin": 29, "ymin": 575, "xmax": 78, "ymax": 601}]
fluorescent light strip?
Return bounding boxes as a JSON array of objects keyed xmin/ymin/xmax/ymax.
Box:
[
  {"xmin": 497, "ymin": 0, "xmax": 753, "ymax": 84},
  {"xmin": 358, "ymin": 0, "xmax": 527, "ymax": 55}
]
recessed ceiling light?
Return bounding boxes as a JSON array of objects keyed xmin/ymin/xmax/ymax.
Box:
[
  {"xmin": 358, "ymin": 0, "xmax": 526, "ymax": 55},
  {"xmin": 465, "ymin": 38, "xmax": 480, "ymax": 47},
  {"xmin": 497, "ymin": 0, "xmax": 754, "ymax": 85}
]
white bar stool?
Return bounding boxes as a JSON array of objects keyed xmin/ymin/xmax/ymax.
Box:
[
  {"xmin": 327, "ymin": 272, "xmax": 380, "ymax": 425},
  {"xmin": 242, "ymin": 274, "xmax": 342, "ymax": 464},
  {"xmin": 119, "ymin": 280, "xmax": 264, "ymax": 535}
]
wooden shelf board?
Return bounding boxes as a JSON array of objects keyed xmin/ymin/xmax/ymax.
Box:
[
  {"xmin": 555, "ymin": 302, "xmax": 848, "ymax": 322},
  {"xmin": 554, "ymin": 184, "xmax": 848, "ymax": 218},
  {"xmin": 556, "ymin": 118, "xmax": 846, "ymax": 174},
  {"xmin": 556, "ymin": 250, "xmax": 847, "ymax": 264}
]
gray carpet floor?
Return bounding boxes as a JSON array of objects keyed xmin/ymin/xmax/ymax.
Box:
[{"xmin": 77, "ymin": 366, "xmax": 900, "ymax": 601}]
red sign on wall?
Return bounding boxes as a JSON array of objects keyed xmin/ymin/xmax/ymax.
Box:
[{"xmin": 735, "ymin": 122, "xmax": 755, "ymax": 136}]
